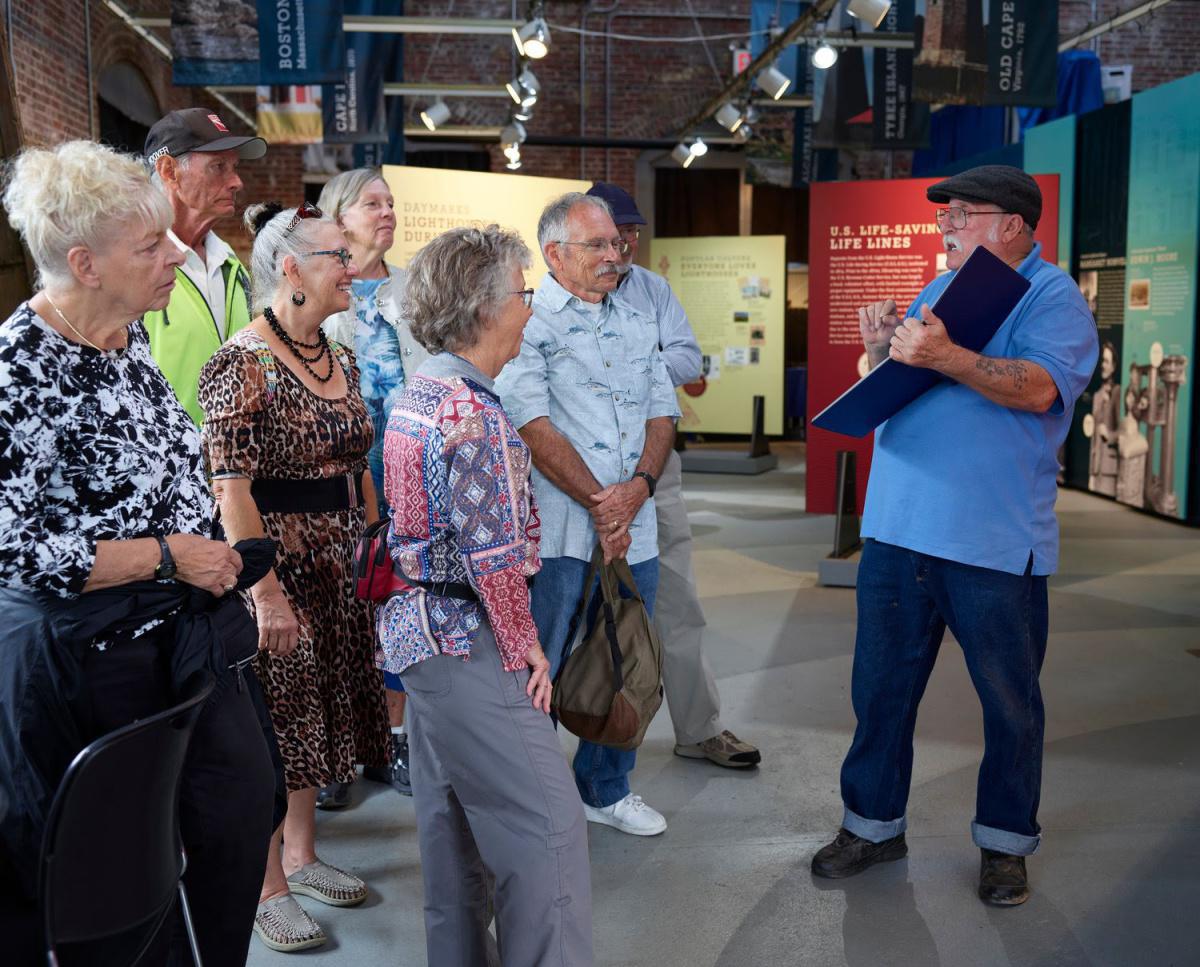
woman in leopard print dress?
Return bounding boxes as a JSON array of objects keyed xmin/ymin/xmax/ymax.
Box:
[{"xmin": 198, "ymin": 202, "xmax": 388, "ymax": 954}]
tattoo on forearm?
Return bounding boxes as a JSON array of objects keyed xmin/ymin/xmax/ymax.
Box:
[{"xmin": 975, "ymin": 356, "xmax": 1028, "ymax": 391}]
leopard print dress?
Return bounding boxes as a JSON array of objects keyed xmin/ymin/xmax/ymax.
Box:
[{"xmin": 198, "ymin": 329, "xmax": 389, "ymax": 791}]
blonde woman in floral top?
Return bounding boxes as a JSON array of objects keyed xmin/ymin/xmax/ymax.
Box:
[{"xmin": 380, "ymin": 225, "xmax": 593, "ymax": 967}]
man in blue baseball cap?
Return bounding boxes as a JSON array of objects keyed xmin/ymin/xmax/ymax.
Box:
[{"xmin": 585, "ymin": 181, "xmax": 762, "ymax": 772}]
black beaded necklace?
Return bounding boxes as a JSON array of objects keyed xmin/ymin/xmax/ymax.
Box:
[{"xmin": 264, "ymin": 306, "xmax": 335, "ymax": 383}]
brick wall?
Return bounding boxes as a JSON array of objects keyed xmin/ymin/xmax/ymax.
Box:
[{"xmin": 4, "ymin": 0, "xmax": 1200, "ymax": 239}]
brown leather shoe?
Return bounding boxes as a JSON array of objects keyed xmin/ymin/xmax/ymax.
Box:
[
  {"xmin": 811, "ymin": 827, "xmax": 908, "ymax": 878},
  {"xmin": 978, "ymin": 848, "xmax": 1029, "ymax": 906}
]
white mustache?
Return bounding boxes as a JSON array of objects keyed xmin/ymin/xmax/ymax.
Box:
[
  {"xmin": 596, "ymin": 263, "xmax": 628, "ymax": 277},
  {"xmin": 944, "ymin": 237, "xmax": 963, "ymax": 252}
]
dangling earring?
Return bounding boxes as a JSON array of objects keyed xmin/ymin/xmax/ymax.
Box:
[{"xmin": 291, "ymin": 290, "xmax": 306, "ymax": 306}]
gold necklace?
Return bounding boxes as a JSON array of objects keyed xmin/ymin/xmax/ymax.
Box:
[{"xmin": 43, "ymin": 292, "xmax": 103, "ymax": 351}]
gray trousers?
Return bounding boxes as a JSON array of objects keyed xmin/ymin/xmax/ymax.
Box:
[
  {"xmin": 403, "ymin": 621, "xmax": 594, "ymax": 967},
  {"xmin": 654, "ymin": 448, "xmax": 724, "ymax": 745}
]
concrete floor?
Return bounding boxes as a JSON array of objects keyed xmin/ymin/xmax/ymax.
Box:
[{"xmin": 248, "ymin": 443, "xmax": 1200, "ymax": 966}]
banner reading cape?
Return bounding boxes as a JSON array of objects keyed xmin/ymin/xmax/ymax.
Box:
[
  {"xmin": 805, "ymin": 174, "xmax": 1059, "ymax": 516},
  {"xmin": 912, "ymin": 0, "xmax": 1057, "ymax": 107},
  {"xmin": 171, "ymin": 0, "xmax": 346, "ymax": 87}
]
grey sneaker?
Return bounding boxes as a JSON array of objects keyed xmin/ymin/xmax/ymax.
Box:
[{"xmin": 674, "ymin": 730, "xmax": 762, "ymax": 768}]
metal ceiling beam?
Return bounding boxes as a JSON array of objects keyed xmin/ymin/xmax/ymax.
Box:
[
  {"xmin": 674, "ymin": 0, "xmax": 840, "ymax": 140},
  {"xmin": 1058, "ymin": 0, "xmax": 1176, "ymax": 51},
  {"xmin": 132, "ymin": 15, "xmax": 520, "ymax": 35},
  {"xmin": 210, "ymin": 83, "xmax": 510, "ymax": 99}
]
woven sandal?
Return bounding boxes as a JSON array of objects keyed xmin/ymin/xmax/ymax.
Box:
[
  {"xmin": 286, "ymin": 860, "xmax": 368, "ymax": 907},
  {"xmin": 254, "ymin": 894, "xmax": 327, "ymax": 952}
]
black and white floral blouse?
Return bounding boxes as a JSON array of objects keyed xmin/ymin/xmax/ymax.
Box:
[{"xmin": 0, "ymin": 303, "xmax": 212, "ymax": 598}]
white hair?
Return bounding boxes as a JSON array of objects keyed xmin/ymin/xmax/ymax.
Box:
[
  {"xmin": 536, "ymin": 192, "xmax": 611, "ymax": 268},
  {"xmin": 317, "ymin": 166, "xmax": 387, "ymax": 221},
  {"xmin": 243, "ymin": 203, "xmax": 335, "ymax": 313},
  {"xmin": 2, "ymin": 140, "xmax": 173, "ymax": 290}
]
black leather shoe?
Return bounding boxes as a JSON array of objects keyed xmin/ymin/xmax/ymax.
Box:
[
  {"xmin": 315, "ymin": 781, "xmax": 352, "ymax": 810},
  {"xmin": 811, "ymin": 828, "xmax": 908, "ymax": 878},
  {"xmin": 978, "ymin": 849, "xmax": 1029, "ymax": 906},
  {"xmin": 363, "ymin": 733, "xmax": 412, "ymax": 797}
]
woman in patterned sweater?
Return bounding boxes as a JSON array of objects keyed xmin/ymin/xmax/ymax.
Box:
[{"xmin": 380, "ymin": 225, "xmax": 593, "ymax": 967}]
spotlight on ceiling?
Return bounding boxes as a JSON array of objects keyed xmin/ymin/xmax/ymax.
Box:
[
  {"xmin": 500, "ymin": 121, "xmax": 527, "ymax": 147},
  {"xmin": 812, "ymin": 41, "xmax": 839, "ymax": 70},
  {"xmin": 513, "ymin": 104, "xmax": 534, "ymax": 121},
  {"xmin": 419, "ymin": 99, "xmax": 451, "ymax": 131},
  {"xmin": 715, "ymin": 102, "xmax": 745, "ymax": 133},
  {"xmin": 757, "ymin": 63, "xmax": 792, "ymax": 100},
  {"xmin": 689, "ymin": 138, "xmax": 709, "ymax": 157},
  {"xmin": 506, "ymin": 67, "xmax": 541, "ymax": 107},
  {"xmin": 504, "ymin": 143, "xmax": 522, "ymax": 162},
  {"xmin": 513, "ymin": 18, "xmax": 551, "ymax": 59},
  {"xmin": 848, "ymin": 0, "xmax": 892, "ymax": 29},
  {"xmin": 506, "ymin": 154, "xmax": 522, "ymax": 171},
  {"xmin": 671, "ymin": 143, "xmax": 696, "ymax": 168},
  {"xmin": 733, "ymin": 124, "xmax": 752, "ymax": 144}
]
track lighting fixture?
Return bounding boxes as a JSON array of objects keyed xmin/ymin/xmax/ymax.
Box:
[
  {"xmin": 419, "ymin": 100, "xmax": 451, "ymax": 131},
  {"xmin": 513, "ymin": 18, "xmax": 550, "ymax": 59},
  {"xmin": 689, "ymin": 138, "xmax": 708, "ymax": 157},
  {"xmin": 506, "ymin": 66, "xmax": 541, "ymax": 107},
  {"xmin": 847, "ymin": 0, "xmax": 892, "ymax": 29},
  {"xmin": 715, "ymin": 102, "xmax": 745, "ymax": 133},
  {"xmin": 812, "ymin": 40, "xmax": 838, "ymax": 70},
  {"xmin": 757, "ymin": 63, "xmax": 792, "ymax": 100},
  {"xmin": 671, "ymin": 143, "xmax": 696, "ymax": 168}
]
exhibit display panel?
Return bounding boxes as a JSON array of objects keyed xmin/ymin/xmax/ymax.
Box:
[
  {"xmin": 1024, "ymin": 114, "xmax": 1076, "ymax": 274},
  {"xmin": 1062, "ymin": 102, "xmax": 1131, "ymax": 494},
  {"xmin": 648, "ymin": 235, "xmax": 786, "ymax": 436},
  {"xmin": 380, "ymin": 166, "xmax": 590, "ymax": 284},
  {"xmin": 806, "ymin": 175, "xmax": 1059, "ymax": 515},
  {"xmin": 1117, "ymin": 73, "xmax": 1200, "ymax": 521}
]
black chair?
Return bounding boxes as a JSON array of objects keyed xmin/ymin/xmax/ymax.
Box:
[{"xmin": 40, "ymin": 674, "xmax": 215, "ymax": 967}]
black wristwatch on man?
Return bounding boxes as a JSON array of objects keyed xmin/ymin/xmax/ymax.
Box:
[
  {"xmin": 154, "ymin": 535, "xmax": 177, "ymax": 580},
  {"xmin": 632, "ymin": 471, "xmax": 657, "ymax": 497}
]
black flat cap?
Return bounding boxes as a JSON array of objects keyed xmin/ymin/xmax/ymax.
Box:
[{"xmin": 927, "ymin": 164, "xmax": 1041, "ymax": 229}]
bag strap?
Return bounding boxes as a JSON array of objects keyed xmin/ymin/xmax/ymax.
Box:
[{"xmin": 552, "ymin": 544, "xmax": 606, "ymax": 687}]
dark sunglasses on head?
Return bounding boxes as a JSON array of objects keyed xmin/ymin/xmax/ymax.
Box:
[{"xmin": 286, "ymin": 201, "xmax": 323, "ymax": 235}]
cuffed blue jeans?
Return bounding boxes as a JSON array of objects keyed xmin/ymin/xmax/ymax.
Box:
[
  {"xmin": 531, "ymin": 555, "xmax": 659, "ymax": 809},
  {"xmin": 840, "ymin": 539, "xmax": 1048, "ymax": 856}
]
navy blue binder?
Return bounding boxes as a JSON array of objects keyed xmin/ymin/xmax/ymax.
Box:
[{"xmin": 811, "ymin": 246, "xmax": 1032, "ymax": 438}]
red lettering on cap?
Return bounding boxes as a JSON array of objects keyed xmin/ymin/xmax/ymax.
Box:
[{"xmin": 208, "ymin": 114, "xmax": 229, "ymax": 133}]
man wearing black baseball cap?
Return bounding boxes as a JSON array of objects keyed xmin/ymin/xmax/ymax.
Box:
[
  {"xmin": 586, "ymin": 182, "xmax": 762, "ymax": 771},
  {"xmin": 811, "ymin": 165, "xmax": 1098, "ymax": 906},
  {"xmin": 142, "ymin": 108, "xmax": 268, "ymax": 423}
]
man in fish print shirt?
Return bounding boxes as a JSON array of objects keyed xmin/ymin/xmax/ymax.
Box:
[{"xmin": 497, "ymin": 192, "xmax": 680, "ymax": 837}]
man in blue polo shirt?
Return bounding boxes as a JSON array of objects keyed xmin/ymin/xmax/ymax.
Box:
[{"xmin": 811, "ymin": 166, "xmax": 1098, "ymax": 906}]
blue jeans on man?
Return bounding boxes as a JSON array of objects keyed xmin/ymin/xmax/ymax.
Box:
[
  {"xmin": 840, "ymin": 538, "xmax": 1048, "ymax": 856},
  {"xmin": 531, "ymin": 556, "xmax": 659, "ymax": 808}
]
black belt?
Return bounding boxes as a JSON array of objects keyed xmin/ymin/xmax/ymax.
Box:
[
  {"xmin": 407, "ymin": 578, "xmax": 479, "ymax": 602},
  {"xmin": 251, "ymin": 474, "xmax": 364, "ymax": 515},
  {"xmin": 406, "ymin": 576, "xmax": 534, "ymax": 602}
]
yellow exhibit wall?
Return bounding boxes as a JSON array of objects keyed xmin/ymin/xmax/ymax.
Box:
[
  {"xmin": 381, "ymin": 165, "xmax": 590, "ymax": 284},
  {"xmin": 648, "ymin": 235, "xmax": 786, "ymax": 435}
]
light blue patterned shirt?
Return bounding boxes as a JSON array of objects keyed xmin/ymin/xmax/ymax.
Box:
[{"xmin": 496, "ymin": 273, "xmax": 681, "ymax": 565}]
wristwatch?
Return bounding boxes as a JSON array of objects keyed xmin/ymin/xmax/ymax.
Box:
[
  {"xmin": 632, "ymin": 471, "xmax": 657, "ymax": 497},
  {"xmin": 154, "ymin": 536, "xmax": 177, "ymax": 580}
]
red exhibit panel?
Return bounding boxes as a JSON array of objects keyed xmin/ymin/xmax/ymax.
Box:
[{"xmin": 806, "ymin": 175, "xmax": 1059, "ymax": 516}]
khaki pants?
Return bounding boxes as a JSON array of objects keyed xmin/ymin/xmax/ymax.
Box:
[{"xmin": 654, "ymin": 448, "xmax": 724, "ymax": 746}]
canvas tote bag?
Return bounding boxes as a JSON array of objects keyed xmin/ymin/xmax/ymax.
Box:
[{"xmin": 551, "ymin": 544, "xmax": 664, "ymax": 750}]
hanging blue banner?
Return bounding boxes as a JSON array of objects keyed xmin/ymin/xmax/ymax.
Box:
[
  {"xmin": 257, "ymin": 0, "xmax": 347, "ymax": 85},
  {"xmin": 332, "ymin": 0, "xmax": 405, "ymax": 163}
]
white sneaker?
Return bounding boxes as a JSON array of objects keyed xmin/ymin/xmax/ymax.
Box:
[{"xmin": 582, "ymin": 794, "xmax": 667, "ymax": 836}]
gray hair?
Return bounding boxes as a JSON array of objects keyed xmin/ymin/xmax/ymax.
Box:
[
  {"xmin": 243, "ymin": 203, "xmax": 335, "ymax": 312},
  {"xmin": 536, "ymin": 192, "xmax": 611, "ymax": 267},
  {"xmin": 147, "ymin": 150, "xmax": 194, "ymax": 191},
  {"xmin": 404, "ymin": 224, "xmax": 532, "ymax": 354},
  {"xmin": 317, "ymin": 167, "xmax": 386, "ymax": 221},
  {"xmin": 2, "ymin": 140, "xmax": 173, "ymax": 291}
]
